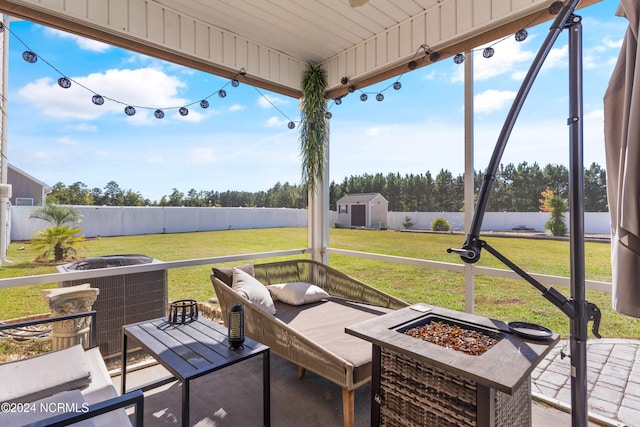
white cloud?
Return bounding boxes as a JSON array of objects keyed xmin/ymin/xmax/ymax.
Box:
[
  {"xmin": 56, "ymin": 136, "xmax": 78, "ymax": 145},
  {"xmin": 542, "ymin": 45, "xmax": 568, "ymax": 71},
  {"xmin": 188, "ymin": 147, "xmax": 216, "ymax": 165},
  {"xmin": 229, "ymin": 104, "xmax": 246, "ymax": 112},
  {"xmin": 17, "ymin": 68, "xmax": 190, "ymax": 124},
  {"xmin": 43, "ymin": 27, "xmax": 111, "ymax": 52},
  {"xmin": 64, "ymin": 123, "xmax": 97, "ymax": 132},
  {"xmin": 451, "ymin": 37, "xmax": 535, "ymax": 83},
  {"xmin": 258, "ymin": 94, "xmax": 289, "ymax": 108},
  {"xmin": 266, "ymin": 116, "xmax": 290, "ymax": 128},
  {"xmin": 146, "ymin": 155, "xmax": 163, "ymax": 163},
  {"xmin": 365, "ymin": 126, "xmax": 390, "ymax": 137},
  {"xmin": 603, "ymin": 37, "xmax": 623, "ymax": 49},
  {"xmin": 474, "ymin": 90, "xmax": 517, "ymax": 114}
]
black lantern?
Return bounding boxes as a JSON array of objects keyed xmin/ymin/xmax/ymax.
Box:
[
  {"xmin": 228, "ymin": 303, "xmax": 245, "ymax": 349},
  {"xmin": 168, "ymin": 299, "xmax": 198, "ymax": 324}
]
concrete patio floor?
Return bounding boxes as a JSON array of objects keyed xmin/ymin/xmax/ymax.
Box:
[{"xmin": 112, "ymin": 353, "xmax": 604, "ymax": 427}]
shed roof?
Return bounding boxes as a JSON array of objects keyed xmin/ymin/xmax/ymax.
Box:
[{"xmin": 337, "ymin": 193, "xmax": 387, "ymax": 204}]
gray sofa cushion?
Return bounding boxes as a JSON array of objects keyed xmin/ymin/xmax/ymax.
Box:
[
  {"xmin": 0, "ymin": 344, "xmax": 91, "ymax": 404},
  {"xmin": 213, "ymin": 263, "xmax": 254, "ymax": 286}
]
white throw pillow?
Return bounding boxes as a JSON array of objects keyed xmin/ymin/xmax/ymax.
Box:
[
  {"xmin": 267, "ymin": 282, "xmax": 330, "ymax": 306},
  {"xmin": 232, "ymin": 267, "xmax": 276, "ymax": 315}
]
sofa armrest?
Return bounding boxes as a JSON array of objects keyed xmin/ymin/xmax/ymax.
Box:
[{"xmin": 24, "ymin": 389, "xmax": 144, "ymax": 427}]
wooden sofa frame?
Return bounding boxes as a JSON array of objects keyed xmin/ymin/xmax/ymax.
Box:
[
  {"xmin": 211, "ymin": 259, "xmax": 409, "ymax": 427},
  {"xmin": 0, "ymin": 311, "xmax": 144, "ymax": 426}
]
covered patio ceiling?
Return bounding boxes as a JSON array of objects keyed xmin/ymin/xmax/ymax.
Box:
[{"xmin": 0, "ymin": 0, "xmax": 599, "ymax": 100}]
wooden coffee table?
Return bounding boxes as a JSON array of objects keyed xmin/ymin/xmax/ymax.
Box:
[{"xmin": 121, "ymin": 316, "xmax": 270, "ymax": 426}]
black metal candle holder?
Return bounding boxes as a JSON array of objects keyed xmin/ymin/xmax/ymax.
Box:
[{"xmin": 168, "ymin": 299, "xmax": 199, "ymax": 324}]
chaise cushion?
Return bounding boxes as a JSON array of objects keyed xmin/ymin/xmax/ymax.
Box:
[
  {"xmin": 213, "ymin": 263, "xmax": 254, "ymax": 287},
  {"xmin": 0, "ymin": 344, "xmax": 92, "ymax": 404},
  {"xmin": 232, "ymin": 267, "xmax": 276, "ymax": 315},
  {"xmin": 275, "ymin": 297, "xmax": 394, "ymax": 384},
  {"xmin": 267, "ymin": 282, "xmax": 330, "ymax": 306}
]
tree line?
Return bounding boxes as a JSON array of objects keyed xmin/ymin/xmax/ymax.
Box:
[{"xmin": 47, "ymin": 161, "xmax": 609, "ymax": 212}]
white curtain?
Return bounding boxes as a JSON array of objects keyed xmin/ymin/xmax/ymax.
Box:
[{"xmin": 604, "ymin": 0, "xmax": 640, "ymax": 318}]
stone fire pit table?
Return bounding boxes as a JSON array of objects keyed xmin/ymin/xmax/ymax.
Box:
[{"xmin": 346, "ymin": 303, "xmax": 560, "ymax": 427}]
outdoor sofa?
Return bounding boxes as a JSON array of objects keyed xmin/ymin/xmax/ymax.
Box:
[
  {"xmin": 0, "ymin": 311, "xmax": 143, "ymax": 426},
  {"xmin": 211, "ymin": 259, "xmax": 409, "ymax": 427}
]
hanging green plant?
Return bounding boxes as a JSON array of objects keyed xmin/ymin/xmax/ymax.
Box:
[{"xmin": 299, "ymin": 64, "xmax": 328, "ymax": 196}]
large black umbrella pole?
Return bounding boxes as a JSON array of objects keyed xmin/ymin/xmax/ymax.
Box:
[
  {"xmin": 568, "ymin": 14, "xmax": 589, "ymax": 426},
  {"xmin": 447, "ymin": 2, "xmax": 602, "ymax": 426}
]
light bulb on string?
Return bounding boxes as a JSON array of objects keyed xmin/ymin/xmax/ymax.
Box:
[
  {"xmin": 454, "ymin": 53, "xmax": 465, "ymax": 64},
  {"xmin": 515, "ymin": 29, "xmax": 528, "ymax": 42},
  {"xmin": 22, "ymin": 51, "xmax": 37, "ymax": 63},
  {"xmin": 334, "ymin": 97, "xmax": 342, "ymax": 105},
  {"xmin": 124, "ymin": 106, "xmax": 136, "ymax": 116},
  {"xmin": 393, "ymin": 82, "xmax": 401, "ymax": 90},
  {"xmin": 288, "ymin": 121, "xmax": 296, "ymax": 129},
  {"xmin": 92, "ymin": 95, "xmax": 104, "ymax": 106},
  {"xmin": 218, "ymin": 89, "xmax": 227, "ymax": 98},
  {"xmin": 179, "ymin": 107, "xmax": 189, "ymax": 116},
  {"xmin": 200, "ymin": 100, "xmax": 209, "ymax": 109},
  {"xmin": 360, "ymin": 93, "xmax": 368, "ymax": 102},
  {"xmin": 0, "ymin": 22, "xmax": 5, "ymax": 32},
  {"xmin": 376, "ymin": 93, "xmax": 384, "ymax": 102},
  {"xmin": 154, "ymin": 109, "xmax": 165, "ymax": 119},
  {"xmin": 231, "ymin": 79, "xmax": 240, "ymax": 87},
  {"xmin": 325, "ymin": 112, "xmax": 332, "ymax": 119},
  {"xmin": 483, "ymin": 47, "xmax": 495, "ymax": 58},
  {"xmin": 58, "ymin": 77, "xmax": 71, "ymax": 88}
]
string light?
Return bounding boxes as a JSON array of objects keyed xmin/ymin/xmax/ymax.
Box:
[
  {"xmin": 5, "ymin": 9, "xmax": 545, "ymax": 124},
  {"xmin": 57, "ymin": 77, "xmax": 71, "ymax": 88},
  {"xmin": 450, "ymin": 2, "xmax": 553, "ymax": 65},
  {"xmin": 4, "ymin": 20, "xmax": 303, "ymax": 128}
]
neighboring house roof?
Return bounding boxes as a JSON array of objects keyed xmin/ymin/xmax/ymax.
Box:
[
  {"xmin": 337, "ymin": 193, "xmax": 387, "ymax": 204},
  {"xmin": 8, "ymin": 163, "xmax": 52, "ymax": 192}
]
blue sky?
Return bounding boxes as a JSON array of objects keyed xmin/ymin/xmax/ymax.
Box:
[{"xmin": 4, "ymin": 1, "xmax": 626, "ymax": 202}]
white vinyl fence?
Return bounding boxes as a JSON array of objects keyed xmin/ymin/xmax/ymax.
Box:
[
  {"xmin": 9, "ymin": 206, "xmax": 610, "ymax": 241},
  {"xmin": 385, "ymin": 211, "xmax": 611, "ymax": 234},
  {"xmin": 10, "ymin": 206, "xmax": 317, "ymax": 241}
]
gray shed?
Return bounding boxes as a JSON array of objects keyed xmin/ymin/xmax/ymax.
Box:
[
  {"xmin": 336, "ymin": 193, "xmax": 388, "ymax": 229},
  {"xmin": 7, "ymin": 163, "xmax": 51, "ymax": 206}
]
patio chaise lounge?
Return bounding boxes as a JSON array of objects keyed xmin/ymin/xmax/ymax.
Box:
[
  {"xmin": 211, "ymin": 259, "xmax": 409, "ymax": 427},
  {"xmin": 0, "ymin": 311, "xmax": 143, "ymax": 426}
]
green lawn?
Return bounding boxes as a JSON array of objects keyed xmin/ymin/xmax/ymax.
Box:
[{"xmin": 1, "ymin": 228, "xmax": 638, "ymax": 339}]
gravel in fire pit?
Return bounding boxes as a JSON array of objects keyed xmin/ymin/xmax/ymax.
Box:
[{"xmin": 404, "ymin": 321, "xmax": 499, "ymax": 356}]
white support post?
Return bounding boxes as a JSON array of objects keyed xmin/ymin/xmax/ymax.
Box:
[
  {"xmin": 464, "ymin": 50, "xmax": 475, "ymax": 314},
  {"xmin": 0, "ymin": 16, "xmax": 11, "ymax": 266},
  {"xmin": 308, "ymin": 115, "xmax": 330, "ymax": 265}
]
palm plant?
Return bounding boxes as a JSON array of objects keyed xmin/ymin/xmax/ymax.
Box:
[
  {"xmin": 299, "ymin": 64, "xmax": 328, "ymax": 196},
  {"xmin": 29, "ymin": 205, "xmax": 85, "ymax": 262}
]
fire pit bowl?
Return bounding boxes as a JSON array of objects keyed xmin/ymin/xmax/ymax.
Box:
[{"xmin": 395, "ymin": 314, "xmax": 506, "ymax": 356}]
